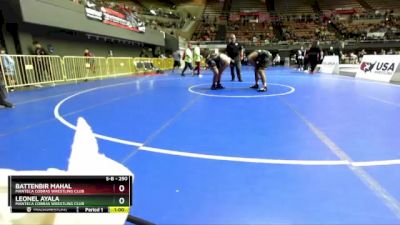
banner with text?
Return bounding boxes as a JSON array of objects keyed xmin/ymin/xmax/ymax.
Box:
[
  {"xmin": 356, "ymin": 55, "xmax": 400, "ymax": 82},
  {"xmin": 317, "ymin": 56, "xmax": 339, "ymax": 74},
  {"xmin": 85, "ymin": 1, "xmax": 145, "ymax": 33}
]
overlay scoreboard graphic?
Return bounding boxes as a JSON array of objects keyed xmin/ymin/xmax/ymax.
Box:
[{"xmin": 8, "ymin": 176, "xmax": 132, "ymax": 213}]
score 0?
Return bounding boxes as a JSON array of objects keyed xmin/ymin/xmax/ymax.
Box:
[
  {"xmin": 118, "ymin": 184, "xmax": 125, "ymax": 193},
  {"xmin": 116, "ymin": 184, "xmax": 129, "ymax": 206},
  {"xmin": 118, "ymin": 184, "xmax": 126, "ymax": 205}
]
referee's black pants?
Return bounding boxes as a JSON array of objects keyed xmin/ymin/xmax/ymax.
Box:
[
  {"xmin": 309, "ymin": 55, "xmax": 319, "ymax": 73},
  {"xmin": 230, "ymin": 57, "xmax": 242, "ymax": 81}
]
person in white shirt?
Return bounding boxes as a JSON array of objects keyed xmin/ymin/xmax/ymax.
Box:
[
  {"xmin": 172, "ymin": 50, "xmax": 181, "ymax": 72},
  {"xmin": 273, "ymin": 54, "xmax": 281, "ymax": 66},
  {"xmin": 349, "ymin": 52, "xmax": 358, "ymax": 64},
  {"xmin": 297, "ymin": 47, "xmax": 305, "ymax": 70}
]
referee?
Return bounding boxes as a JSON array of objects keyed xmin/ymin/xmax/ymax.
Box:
[
  {"xmin": 226, "ymin": 34, "xmax": 243, "ymax": 82},
  {"xmin": 307, "ymin": 41, "xmax": 321, "ymax": 74}
]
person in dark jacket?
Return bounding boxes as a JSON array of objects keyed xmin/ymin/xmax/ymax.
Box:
[
  {"xmin": 307, "ymin": 41, "xmax": 321, "ymax": 74},
  {"xmin": 33, "ymin": 41, "xmax": 49, "ymax": 83}
]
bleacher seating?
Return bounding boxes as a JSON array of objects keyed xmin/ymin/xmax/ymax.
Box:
[
  {"xmin": 282, "ymin": 21, "xmax": 316, "ymax": 41},
  {"xmin": 334, "ymin": 13, "xmax": 400, "ymax": 40},
  {"xmin": 189, "ymin": 0, "xmax": 400, "ymax": 43},
  {"xmin": 230, "ymin": 0, "xmax": 268, "ymax": 13},
  {"xmin": 192, "ymin": 0, "xmax": 223, "ymax": 41},
  {"xmin": 274, "ymin": 0, "xmax": 314, "ymax": 15},
  {"xmin": 202, "ymin": 0, "xmax": 224, "ymax": 18},
  {"xmin": 318, "ymin": 0, "xmax": 362, "ymax": 10},
  {"xmin": 363, "ymin": 0, "xmax": 400, "ymax": 11},
  {"xmin": 227, "ymin": 21, "xmax": 275, "ymax": 43}
]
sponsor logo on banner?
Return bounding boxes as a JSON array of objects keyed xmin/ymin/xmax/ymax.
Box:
[
  {"xmin": 360, "ymin": 61, "xmax": 395, "ymax": 75},
  {"xmin": 101, "ymin": 7, "xmax": 144, "ymax": 32},
  {"xmin": 356, "ymin": 55, "xmax": 400, "ymax": 82},
  {"xmin": 85, "ymin": 7, "xmax": 103, "ymax": 21},
  {"xmin": 102, "ymin": 7, "xmax": 126, "ymax": 18},
  {"xmin": 84, "ymin": 1, "xmax": 145, "ymax": 33},
  {"xmin": 322, "ymin": 56, "xmax": 339, "ymax": 65}
]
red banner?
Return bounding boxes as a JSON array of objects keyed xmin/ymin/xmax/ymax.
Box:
[
  {"xmin": 102, "ymin": 7, "xmax": 126, "ymax": 19},
  {"xmin": 229, "ymin": 14, "xmax": 240, "ymax": 21},
  {"xmin": 103, "ymin": 20, "xmax": 141, "ymax": 32},
  {"xmin": 259, "ymin": 13, "xmax": 269, "ymax": 22},
  {"xmin": 335, "ymin": 8, "xmax": 356, "ymax": 14},
  {"xmin": 85, "ymin": 1, "xmax": 145, "ymax": 33},
  {"xmin": 240, "ymin": 12, "xmax": 260, "ymax": 16}
]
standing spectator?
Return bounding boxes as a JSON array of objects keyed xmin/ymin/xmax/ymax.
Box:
[
  {"xmin": 273, "ymin": 53, "xmax": 281, "ymax": 66},
  {"xmin": 226, "ymin": 34, "xmax": 243, "ymax": 82},
  {"xmin": 193, "ymin": 43, "xmax": 202, "ymax": 76},
  {"xmin": 33, "ymin": 41, "xmax": 49, "ymax": 85},
  {"xmin": 339, "ymin": 51, "xmax": 344, "ymax": 63},
  {"xmin": 139, "ymin": 48, "xmax": 148, "ymax": 57},
  {"xmin": 349, "ymin": 52, "xmax": 358, "ymax": 64},
  {"xmin": 181, "ymin": 43, "xmax": 193, "ymax": 76},
  {"xmin": 0, "ymin": 78, "xmax": 13, "ymax": 108},
  {"xmin": 328, "ymin": 46, "xmax": 335, "ymax": 56},
  {"xmin": 34, "ymin": 41, "xmax": 47, "ymax": 56},
  {"xmin": 319, "ymin": 49, "xmax": 324, "ymax": 64},
  {"xmin": 84, "ymin": 48, "xmax": 95, "ymax": 74},
  {"xmin": 358, "ymin": 49, "xmax": 366, "ymax": 62},
  {"xmin": 148, "ymin": 48, "xmax": 154, "ymax": 57},
  {"xmin": 172, "ymin": 50, "xmax": 181, "ymax": 72},
  {"xmin": 296, "ymin": 46, "xmax": 304, "ymax": 71},
  {"xmin": 154, "ymin": 47, "xmax": 161, "ymax": 58},
  {"xmin": 0, "ymin": 48, "xmax": 15, "ymax": 91},
  {"xmin": 0, "ymin": 49, "xmax": 13, "ymax": 108},
  {"xmin": 84, "ymin": 48, "xmax": 93, "ymax": 57}
]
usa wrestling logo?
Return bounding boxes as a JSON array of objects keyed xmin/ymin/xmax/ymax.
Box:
[
  {"xmin": 360, "ymin": 61, "xmax": 376, "ymax": 73},
  {"xmin": 360, "ymin": 61, "xmax": 395, "ymax": 74}
]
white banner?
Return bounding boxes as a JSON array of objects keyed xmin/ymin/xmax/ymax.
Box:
[
  {"xmin": 367, "ymin": 32, "xmax": 385, "ymax": 39},
  {"xmin": 85, "ymin": 7, "xmax": 102, "ymax": 21},
  {"xmin": 317, "ymin": 56, "xmax": 339, "ymax": 74},
  {"xmin": 356, "ymin": 55, "xmax": 400, "ymax": 82},
  {"xmin": 322, "ymin": 56, "xmax": 339, "ymax": 65}
]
